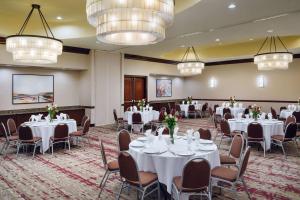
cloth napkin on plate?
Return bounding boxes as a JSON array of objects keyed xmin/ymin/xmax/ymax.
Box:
[{"xmin": 267, "ymin": 113, "xmax": 272, "ymax": 120}]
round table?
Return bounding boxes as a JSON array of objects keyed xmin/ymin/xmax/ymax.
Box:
[
  {"xmin": 124, "ymin": 110, "xmax": 159, "ymax": 125},
  {"xmin": 180, "ymin": 104, "xmax": 202, "ymax": 117},
  {"xmin": 228, "ymin": 118, "xmax": 284, "ymax": 150},
  {"xmin": 23, "ymin": 119, "xmax": 77, "ymax": 153},
  {"xmin": 129, "ymin": 135, "xmax": 220, "ymax": 195},
  {"xmin": 216, "ymin": 106, "xmax": 245, "ymax": 118},
  {"xmin": 279, "ymin": 109, "xmax": 295, "ymax": 119}
]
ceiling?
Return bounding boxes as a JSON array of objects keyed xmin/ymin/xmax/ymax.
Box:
[{"xmin": 1, "ymin": 0, "xmax": 300, "ymax": 62}]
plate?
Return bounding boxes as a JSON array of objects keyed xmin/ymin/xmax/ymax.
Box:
[
  {"xmin": 130, "ymin": 141, "xmax": 145, "ymax": 148},
  {"xmin": 197, "ymin": 145, "xmax": 216, "ymax": 151},
  {"xmin": 137, "ymin": 137, "xmax": 148, "ymax": 142},
  {"xmin": 143, "ymin": 146, "xmax": 167, "ymax": 154},
  {"xmin": 174, "ymin": 151, "xmax": 195, "ymax": 156},
  {"xmin": 199, "ymin": 139, "xmax": 213, "ymax": 144}
]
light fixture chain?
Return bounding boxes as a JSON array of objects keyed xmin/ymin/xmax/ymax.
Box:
[
  {"xmin": 277, "ymin": 36, "xmax": 289, "ymax": 52},
  {"xmin": 256, "ymin": 36, "xmax": 269, "ymax": 55},
  {"xmin": 18, "ymin": 7, "xmax": 35, "ymax": 35},
  {"xmin": 191, "ymin": 46, "xmax": 200, "ymax": 62},
  {"xmin": 38, "ymin": 8, "xmax": 55, "ymax": 38},
  {"xmin": 38, "ymin": 9, "xmax": 49, "ymax": 37}
]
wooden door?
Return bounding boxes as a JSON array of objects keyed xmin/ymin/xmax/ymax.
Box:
[{"xmin": 124, "ymin": 76, "xmax": 147, "ymax": 111}]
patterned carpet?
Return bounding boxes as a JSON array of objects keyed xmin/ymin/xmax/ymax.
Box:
[{"xmin": 0, "ymin": 118, "xmax": 300, "ymax": 200}]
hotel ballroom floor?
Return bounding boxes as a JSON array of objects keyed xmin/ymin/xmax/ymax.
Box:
[{"xmin": 0, "ymin": 118, "xmax": 299, "ymax": 200}]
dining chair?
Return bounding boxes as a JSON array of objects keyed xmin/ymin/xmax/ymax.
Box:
[
  {"xmin": 246, "ymin": 122, "xmax": 266, "ymax": 157},
  {"xmin": 213, "ymin": 104, "xmax": 219, "ymax": 113},
  {"xmin": 151, "ymin": 111, "xmax": 165, "ymax": 127},
  {"xmin": 211, "ymin": 147, "xmax": 251, "ymax": 199},
  {"xmin": 7, "ymin": 118, "xmax": 18, "ymax": 136},
  {"xmin": 220, "ymin": 133, "xmax": 244, "ymax": 167},
  {"xmin": 271, "ymin": 122, "xmax": 298, "ymax": 159},
  {"xmin": 285, "ymin": 115, "xmax": 296, "ymax": 130},
  {"xmin": 218, "ymin": 119, "xmax": 236, "ymax": 148},
  {"xmin": 131, "ymin": 112, "xmax": 144, "ymax": 134},
  {"xmin": 292, "ymin": 111, "xmax": 300, "ymax": 129},
  {"xmin": 198, "ymin": 128, "xmax": 212, "ymax": 140},
  {"xmin": 223, "ymin": 108, "xmax": 231, "ymax": 116},
  {"xmin": 118, "ymin": 129, "xmax": 131, "ymax": 151},
  {"xmin": 78, "ymin": 115, "xmax": 89, "ymax": 131},
  {"xmin": 171, "ymin": 158, "xmax": 211, "ymax": 200},
  {"xmin": 0, "ymin": 122, "xmax": 19, "ymax": 156},
  {"xmin": 70, "ymin": 119, "xmax": 91, "ymax": 145},
  {"xmin": 188, "ymin": 105, "xmax": 197, "ymax": 119},
  {"xmin": 117, "ymin": 152, "xmax": 160, "ymax": 200},
  {"xmin": 270, "ymin": 107, "xmax": 278, "ymax": 119},
  {"xmin": 175, "ymin": 104, "xmax": 185, "ymax": 118},
  {"xmin": 224, "ymin": 113, "xmax": 234, "ymax": 120},
  {"xmin": 98, "ymin": 138, "xmax": 119, "ymax": 198},
  {"xmin": 50, "ymin": 124, "xmax": 70, "ymax": 155},
  {"xmin": 160, "ymin": 107, "xmax": 167, "ymax": 113},
  {"xmin": 201, "ymin": 103, "xmax": 209, "ymax": 118},
  {"xmin": 16, "ymin": 125, "xmax": 42, "ymax": 158},
  {"xmin": 113, "ymin": 109, "xmax": 128, "ymax": 131}
]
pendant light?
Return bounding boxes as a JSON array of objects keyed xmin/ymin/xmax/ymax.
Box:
[
  {"xmin": 254, "ymin": 36, "xmax": 293, "ymax": 70},
  {"xmin": 6, "ymin": 4, "xmax": 63, "ymax": 64},
  {"xmin": 177, "ymin": 46, "xmax": 205, "ymax": 76}
]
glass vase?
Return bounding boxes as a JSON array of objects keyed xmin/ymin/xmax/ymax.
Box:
[{"xmin": 169, "ymin": 127, "xmax": 174, "ymax": 144}]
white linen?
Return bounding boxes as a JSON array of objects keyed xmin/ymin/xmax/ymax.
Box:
[
  {"xmin": 228, "ymin": 118, "xmax": 284, "ymax": 150},
  {"xmin": 129, "ymin": 135, "xmax": 220, "ymax": 194},
  {"xmin": 215, "ymin": 106, "xmax": 245, "ymax": 118},
  {"xmin": 124, "ymin": 110, "xmax": 159, "ymax": 125},
  {"xmin": 279, "ymin": 109, "xmax": 294, "ymax": 119},
  {"xmin": 23, "ymin": 119, "xmax": 77, "ymax": 153},
  {"xmin": 180, "ymin": 104, "xmax": 202, "ymax": 117}
]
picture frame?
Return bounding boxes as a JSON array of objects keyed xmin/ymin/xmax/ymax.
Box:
[
  {"xmin": 156, "ymin": 79, "xmax": 172, "ymax": 97},
  {"xmin": 12, "ymin": 74, "xmax": 54, "ymax": 104}
]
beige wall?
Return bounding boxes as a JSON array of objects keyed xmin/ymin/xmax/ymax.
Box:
[
  {"xmin": 124, "ymin": 59, "xmax": 186, "ymax": 101},
  {"xmin": 0, "ymin": 67, "xmax": 81, "ymax": 110},
  {"xmin": 184, "ymin": 58, "xmax": 300, "ymax": 112}
]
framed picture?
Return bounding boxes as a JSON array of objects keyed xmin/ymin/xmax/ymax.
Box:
[
  {"xmin": 156, "ymin": 79, "xmax": 172, "ymax": 97},
  {"xmin": 12, "ymin": 74, "xmax": 54, "ymax": 104}
]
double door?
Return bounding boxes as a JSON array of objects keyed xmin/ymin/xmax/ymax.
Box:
[{"xmin": 124, "ymin": 76, "xmax": 147, "ymax": 111}]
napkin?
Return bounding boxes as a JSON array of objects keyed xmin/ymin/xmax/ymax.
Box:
[
  {"xmin": 239, "ymin": 103, "xmax": 243, "ymax": 108},
  {"xmin": 130, "ymin": 106, "xmax": 133, "ymax": 111},
  {"xmin": 133, "ymin": 106, "xmax": 137, "ymax": 112},
  {"xmin": 194, "ymin": 131, "xmax": 200, "ymax": 140},
  {"xmin": 157, "ymin": 127, "xmax": 165, "ymax": 136},
  {"xmin": 149, "ymin": 107, "xmax": 153, "ymax": 111},
  {"xmin": 144, "ymin": 129, "xmax": 152, "ymax": 136},
  {"xmin": 29, "ymin": 115, "xmax": 38, "ymax": 122},
  {"xmin": 222, "ymin": 102, "xmax": 226, "ymax": 107},
  {"xmin": 174, "ymin": 127, "xmax": 179, "ymax": 136},
  {"xmin": 260, "ymin": 113, "xmax": 266, "ymax": 120},
  {"xmin": 237, "ymin": 113, "xmax": 243, "ymax": 119},
  {"xmin": 268, "ymin": 113, "xmax": 272, "ymax": 120}
]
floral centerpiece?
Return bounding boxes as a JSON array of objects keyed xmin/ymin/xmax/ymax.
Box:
[
  {"xmin": 130, "ymin": 99, "xmax": 136, "ymax": 106},
  {"xmin": 163, "ymin": 112, "xmax": 178, "ymax": 144},
  {"xmin": 250, "ymin": 104, "xmax": 261, "ymax": 121},
  {"xmin": 187, "ymin": 96, "xmax": 193, "ymax": 104},
  {"xmin": 47, "ymin": 103, "xmax": 59, "ymax": 122},
  {"xmin": 137, "ymin": 99, "xmax": 146, "ymax": 111},
  {"xmin": 229, "ymin": 96, "xmax": 236, "ymax": 107}
]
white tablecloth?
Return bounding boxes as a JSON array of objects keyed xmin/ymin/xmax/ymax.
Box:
[
  {"xmin": 129, "ymin": 135, "xmax": 220, "ymax": 195},
  {"xmin": 124, "ymin": 110, "xmax": 159, "ymax": 125},
  {"xmin": 228, "ymin": 119, "xmax": 284, "ymax": 150},
  {"xmin": 24, "ymin": 119, "xmax": 77, "ymax": 153},
  {"xmin": 216, "ymin": 107, "xmax": 245, "ymax": 118},
  {"xmin": 180, "ymin": 104, "xmax": 202, "ymax": 117},
  {"xmin": 279, "ymin": 109, "xmax": 294, "ymax": 119}
]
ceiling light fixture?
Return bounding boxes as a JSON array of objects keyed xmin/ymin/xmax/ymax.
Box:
[
  {"xmin": 254, "ymin": 36, "xmax": 293, "ymax": 70},
  {"xmin": 6, "ymin": 4, "xmax": 63, "ymax": 64},
  {"xmin": 56, "ymin": 16, "xmax": 63, "ymax": 20},
  {"xmin": 228, "ymin": 3, "xmax": 236, "ymax": 9},
  {"xmin": 177, "ymin": 46, "xmax": 205, "ymax": 76},
  {"xmin": 86, "ymin": 0, "xmax": 174, "ymax": 46},
  {"xmin": 215, "ymin": 38, "xmax": 220, "ymax": 42}
]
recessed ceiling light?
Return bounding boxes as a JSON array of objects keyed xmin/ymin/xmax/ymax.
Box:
[
  {"xmin": 228, "ymin": 3, "xmax": 236, "ymax": 9},
  {"xmin": 209, "ymin": 29, "xmax": 214, "ymax": 32},
  {"xmin": 180, "ymin": 45, "xmax": 185, "ymax": 48},
  {"xmin": 215, "ymin": 38, "xmax": 220, "ymax": 42},
  {"xmin": 249, "ymin": 38, "xmax": 254, "ymax": 41},
  {"xmin": 56, "ymin": 16, "xmax": 63, "ymax": 20},
  {"xmin": 267, "ymin": 29, "xmax": 274, "ymax": 33}
]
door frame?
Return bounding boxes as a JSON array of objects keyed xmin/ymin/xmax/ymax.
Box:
[{"xmin": 124, "ymin": 75, "xmax": 148, "ymax": 105}]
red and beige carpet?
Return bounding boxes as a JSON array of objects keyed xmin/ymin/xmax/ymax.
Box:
[{"xmin": 0, "ymin": 118, "xmax": 299, "ymax": 200}]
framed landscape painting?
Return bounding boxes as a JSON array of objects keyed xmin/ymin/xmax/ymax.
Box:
[
  {"xmin": 156, "ymin": 79, "xmax": 172, "ymax": 97},
  {"xmin": 12, "ymin": 74, "xmax": 54, "ymax": 104}
]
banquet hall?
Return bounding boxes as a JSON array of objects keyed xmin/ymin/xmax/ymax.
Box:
[{"xmin": 0, "ymin": 0, "xmax": 300, "ymax": 199}]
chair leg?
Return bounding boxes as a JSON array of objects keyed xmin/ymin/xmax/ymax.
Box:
[
  {"xmin": 280, "ymin": 142, "xmax": 286, "ymax": 159},
  {"xmin": 241, "ymin": 177, "xmax": 251, "ymax": 200},
  {"xmin": 294, "ymin": 140, "xmax": 299, "ymax": 155},
  {"xmin": 32, "ymin": 143, "xmax": 37, "ymax": 158},
  {"xmin": 51, "ymin": 142, "xmax": 54, "ymax": 155},
  {"xmin": 0, "ymin": 142, "xmax": 8, "ymax": 155},
  {"xmin": 16, "ymin": 142, "xmax": 21, "ymax": 157},
  {"xmin": 141, "ymin": 189, "xmax": 146, "ymax": 200},
  {"xmin": 263, "ymin": 141, "xmax": 266, "ymax": 158},
  {"xmin": 218, "ymin": 136, "xmax": 223, "ymax": 148},
  {"xmin": 117, "ymin": 181, "xmax": 125, "ymax": 200},
  {"xmin": 157, "ymin": 181, "xmax": 160, "ymax": 200},
  {"xmin": 98, "ymin": 170, "xmax": 109, "ymax": 198},
  {"xmin": 68, "ymin": 140, "xmax": 71, "ymax": 151}
]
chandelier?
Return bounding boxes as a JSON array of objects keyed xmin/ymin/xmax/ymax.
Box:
[
  {"xmin": 6, "ymin": 4, "xmax": 63, "ymax": 64},
  {"xmin": 254, "ymin": 36, "xmax": 293, "ymax": 70},
  {"xmin": 177, "ymin": 46, "xmax": 205, "ymax": 76},
  {"xmin": 86, "ymin": 0, "xmax": 174, "ymax": 45}
]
